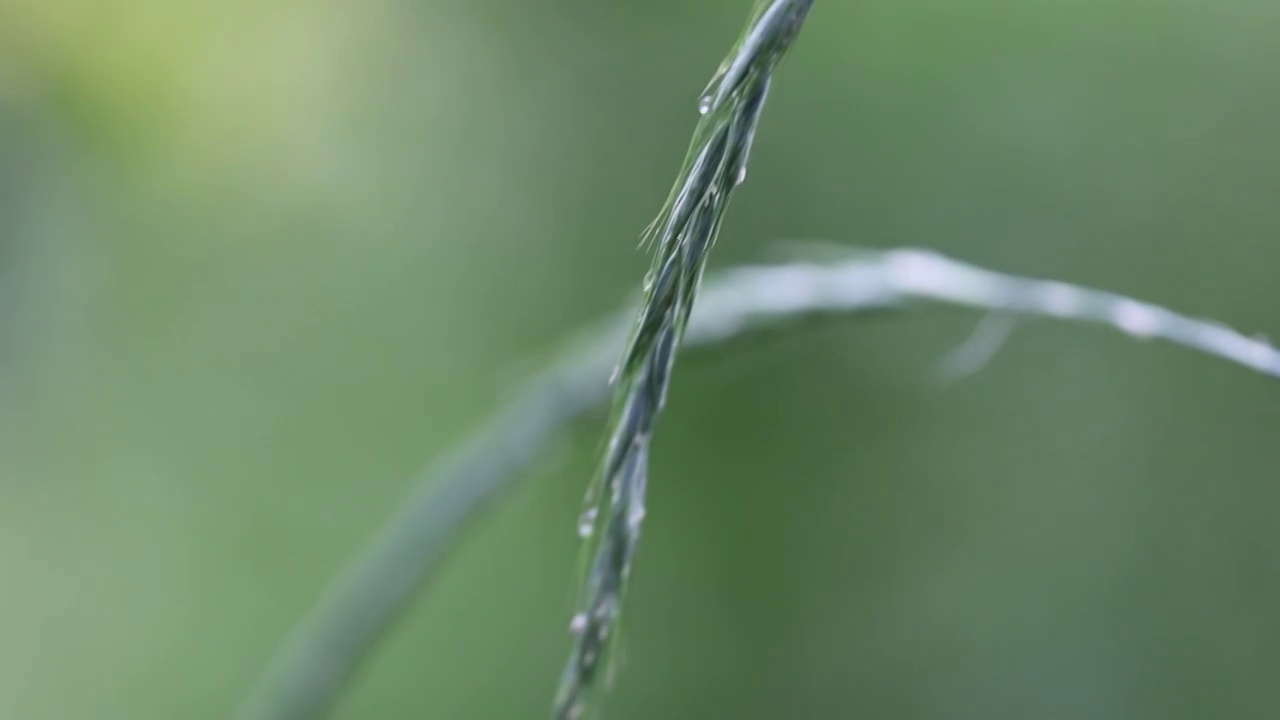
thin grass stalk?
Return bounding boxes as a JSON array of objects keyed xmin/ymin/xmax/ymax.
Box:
[
  {"xmin": 555, "ymin": 2, "xmax": 815, "ymax": 717},
  {"xmin": 235, "ymin": 248, "xmax": 1279, "ymax": 720}
]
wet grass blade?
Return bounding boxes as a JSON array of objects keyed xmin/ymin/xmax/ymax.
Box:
[{"xmin": 555, "ymin": 2, "xmax": 815, "ymax": 718}]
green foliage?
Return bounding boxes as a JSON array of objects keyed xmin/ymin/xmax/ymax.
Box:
[{"xmin": 3, "ymin": 2, "xmax": 1280, "ymax": 720}]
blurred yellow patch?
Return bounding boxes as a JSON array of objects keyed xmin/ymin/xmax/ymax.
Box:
[{"xmin": 0, "ymin": 0, "xmax": 393, "ymax": 196}]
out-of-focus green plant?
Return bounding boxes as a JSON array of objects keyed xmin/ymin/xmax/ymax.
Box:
[
  {"xmin": 230, "ymin": 1, "xmax": 1280, "ymax": 719},
  {"xmin": 236, "ymin": 242, "xmax": 1279, "ymax": 720}
]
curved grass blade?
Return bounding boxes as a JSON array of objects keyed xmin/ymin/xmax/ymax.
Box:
[{"xmin": 235, "ymin": 248, "xmax": 1278, "ymax": 720}]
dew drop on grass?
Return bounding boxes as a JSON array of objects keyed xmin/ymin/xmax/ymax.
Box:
[
  {"xmin": 569, "ymin": 612, "xmax": 588, "ymax": 635},
  {"xmin": 697, "ymin": 93, "xmax": 713, "ymax": 115},
  {"xmin": 627, "ymin": 504, "xmax": 646, "ymax": 530},
  {"xmin": 577, "ymin": 508, "xmax": 598, "ymax": 538}
]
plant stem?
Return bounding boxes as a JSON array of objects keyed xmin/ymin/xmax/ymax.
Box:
[
  {"xmin": 234, "ymin": 248, "xmax": 1279, "ymax": 720},
  {"xmin": 556, "ymin": 3, "xmax": 815, "ymax": 716}
]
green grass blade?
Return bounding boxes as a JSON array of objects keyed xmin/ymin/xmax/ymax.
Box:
[{"xmin": 555, "ymin": 3, "xmax": 815, "ymax": 718}]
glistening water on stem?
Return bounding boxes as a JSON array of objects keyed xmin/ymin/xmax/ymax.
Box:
[{"xmin": 552, "ymin": 2, "xmax": 815, "ymax": 718}]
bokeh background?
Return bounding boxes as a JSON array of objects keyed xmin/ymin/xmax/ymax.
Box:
[{"xmin": 2, "ymin": 1, "xmax": 1279, "ymax": 718}]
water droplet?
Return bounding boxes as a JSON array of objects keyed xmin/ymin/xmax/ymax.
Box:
[
  {"xmin": 569, "ymin": 613, "xmax": 588, "ymax": 635},
  {"xmin": 565, "ymin": 700, "xmax": 584, "ymax": 720},
  {"xmin": 627, "ymin": 504, "xmax": 646, "ymax": 530},
  {"xmin": 1113, "ymin": 299, "xmax": 1158, "ymax": 339},
  {"xmin": 697, "ymin": 93, "xmax": 713, "ymax": 115},
  {"xmin": 577, "ymin": 508, "xmax": 598, "ymax": 538},
  {"xmin": 592, "ymin": 598, "xmax": 615, "ymax": 621}
]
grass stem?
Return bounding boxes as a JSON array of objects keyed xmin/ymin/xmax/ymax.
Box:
[{"xmin": 235, "ymin": 248, "xmax": 1278, "ymax": 720}]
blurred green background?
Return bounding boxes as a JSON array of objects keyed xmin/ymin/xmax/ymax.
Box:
[{"xmin": 2, "ymin": 1, "xmax": 1279, "ymax": 718}]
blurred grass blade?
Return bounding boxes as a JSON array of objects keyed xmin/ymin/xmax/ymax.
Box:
[{"xmin": 235, "ymin": 247, "xmax": 1277, "ymax": 720}]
